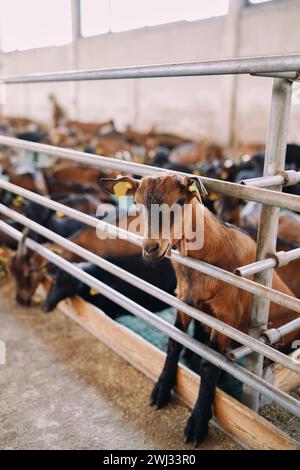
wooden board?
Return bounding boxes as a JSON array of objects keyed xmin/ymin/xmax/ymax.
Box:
[
  {"xmin": 274, "ymin": 348, "xmax": 300, "ymax": 393},
  {"xmin": 36, "ymin": 285, "xmax": 299, "ymax": 450}
]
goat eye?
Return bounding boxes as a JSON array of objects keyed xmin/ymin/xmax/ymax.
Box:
[{"xmin": 176, "ymin": 198, "xmax": 185, "ymax": 206}]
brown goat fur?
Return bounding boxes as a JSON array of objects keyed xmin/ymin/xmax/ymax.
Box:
[
  {"xmin": 214, "ymin": 196, "xmax": 300, "ymax": 298},
  {"xmin": 100, "ymin": 174, "xmax": 299, "ymax": 445},
  {"xmin": 10, "ymin": 247, "xmax": 53, "ymax": 306},
  {"xmin": 101, "ymin": 174, "xmax": 299, "ymax": 350}
]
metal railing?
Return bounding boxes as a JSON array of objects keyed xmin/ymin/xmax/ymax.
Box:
[
  {"xmin": 0, "ymin": 54, "xmax": 300, "ymax": 419},
  {"xmin": 0, "ymin": 136, "xmax": 300, "ymax": 212},
  {"xmin": 0, "ymin": 219, "xmax": 299, "ymax": 418},
  {"xmin": 1, "ymin": 54, "xmax": 300, "ymax": 83}
]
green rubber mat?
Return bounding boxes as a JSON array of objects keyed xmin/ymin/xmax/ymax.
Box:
[{"xmin": 117, "ymin": 308, "xmax": 244, "ymax": 401}]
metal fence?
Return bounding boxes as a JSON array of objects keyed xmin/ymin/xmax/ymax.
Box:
[{"xmin": 0, "ymin": 54, "xmax": 300, "ymax": 420}]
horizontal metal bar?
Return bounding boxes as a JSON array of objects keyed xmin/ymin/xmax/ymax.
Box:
[
  {"xmin": 1, "ymin": 202, "xmax": 299, "ymax": 374},
  {"xmin": 0, "ymin": 178, "xmax": 300, "ymax": 317},
  {"xmin": 229, "ymin": 317, "xmax": 300, "ymax": 362},
  {"xmin": 235, "ymin": 247, "xmax": 300, "ymax": 277},
  {"xmin": 240, "ymin": 170, "xmax": 300, "ymax": 188},
  {"xmin": 235, "ymin": 258, "xmax": 277, "ymax": 278},
  {"xmin": 228, "ymin": 344, "xmax": 263, "ymax": 362},
  {"xmin": 1, "ymin": 55, "xmax": 300, "ymax": 84},
  {"xmin": 263, "ymin": 318, "xmax": 300, "ymax": 345},
  {"xmin": 0, "ymin": 219, "xmax": 299, "ymax": 418},
  {"xmin": 170, "ymin": 252, "xmax": 300, "ymax": 316},
  {"xmin": 0, "ymin": 136, "xmax": 299, "ymax": 212}
]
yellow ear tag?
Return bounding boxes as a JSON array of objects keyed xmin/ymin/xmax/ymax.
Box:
[
  {"xmin": 208, "ymin": 192, "xmax": 218, "ymax": 201},
  {"xmin": 192, "ymin": 169, "xmax": 201, "ymax": 176},
  {"xmin": 89, "ymin": 288, "xmax": 99, "ymax": 296},
  {"xmin": 113, "ymin": 181, "xmax": 133, "ymax": 199},
  {"xmin": 55, "ymin": 211, "xmax": 65, "ymax": 218},
  {"xmin": 189, "ymin": 182, "xmax": 202, "ymax": 203},
  {"xmin": 13, "ymin": 196, "xmax": 24, "ymax": 207}
]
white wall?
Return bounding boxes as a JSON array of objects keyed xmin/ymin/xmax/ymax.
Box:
[{"xmin": 1, "ymin": 0, "xmax": 300, "ymax": 147}]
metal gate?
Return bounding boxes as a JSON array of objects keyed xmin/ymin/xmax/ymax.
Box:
[{"xmin": 0, "ymin": 54, "xmax": 299, "ymax": 422}]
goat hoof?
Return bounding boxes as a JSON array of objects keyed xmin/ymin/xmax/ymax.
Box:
[
  {"xmin": 183, "ymin": 413, "xmax": 209, "ymax": 446},
  {"xmin": 150, "ymin": 380, "xmax": 172, "ymax": 409}
]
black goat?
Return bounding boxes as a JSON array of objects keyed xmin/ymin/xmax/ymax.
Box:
[
  {"xmin": 23, "ymin": 201, "xmax": 87, "ymax": 242},
  {"xmin": 43, "ymin": 255, "xmax": 177, "ymax": 316}
]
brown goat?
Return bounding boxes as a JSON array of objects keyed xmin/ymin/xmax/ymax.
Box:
[
  {"xmin": 65, "ymin": 119, "xmax": 115, "ymax": 135},
  {"xmin": 214, "ymin": 198, "xmax": 300, "ymax": 297},
  {"xmin": 44, "ymin": 163, "xmax": 115, "ymax": 201},
  {"xmin": 49, "ymin": 94, "xmax": 67, "ymax": 128},
  {"xmin": 214, "ymin": 195, "xmax": 241, "ymax": 227},
  {"xmin": 0, "ymin": 155, "xmax": 49, "ymax": 196},
  {"xmin": 124, "ymin": 126, "xmax": 189, "ymax": 150},
  {"xmin": 100, "ymin": 174, "xmax": 299, "ymax": 445},
  {"xmin": 62, "ymin": 221, "xmax": 141, "ymax": 262},
  {"xmin": 169, "ymin": 141, "xmax": 223, "ymax": 166},
  {"xmin": 218, "ymin": 198, "xmax": 300, "ymax": 246},
  {"xmin": 9, "ymin": 230, "xmax": 61, "ymax": 306}
]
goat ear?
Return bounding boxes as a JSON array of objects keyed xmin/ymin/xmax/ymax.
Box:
[
  {"xmin": 185, "ymin": 176, "xmax": 207, "ymax": 203},
  {"xmin": 100, "ymin": 176, "xmax": 139, "ymax": 199}
]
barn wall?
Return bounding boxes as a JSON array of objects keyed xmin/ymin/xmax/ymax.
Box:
[{"xmin": 0, "ymin": 0, "xmax": 300, "ymax": 147}]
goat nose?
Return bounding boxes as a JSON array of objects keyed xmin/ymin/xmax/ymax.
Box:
[{"xmin": 143, "ymin": 241, "xmax": 159, "ymax": 255}]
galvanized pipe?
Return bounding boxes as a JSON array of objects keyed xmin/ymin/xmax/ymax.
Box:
[
  {"xmin": 243, "ymin": 78, "xmax": 293, "ymax": 411},
  {"xmin": 170, "ymin": 253, "xmax": 300, "ymax": 315},
  {"xmin": 229, "ymin": 317, "xmax": 300, "ymax": 362},
  {"xmin": 0, "ymin": 136, "xmax": 300, "ymax": 212},
  {"xmin": 1, "ymin": 54, "xmax": 300, "ymax": 84},
  {"xmin": 1, "ymin": 202, "xmax": 299, "ymax": 374},
  {"xmin": 229, "ymin": 342, "xmax": 266, "ymax": 362},
  {"xmin": 263, "ymin": 318, "xmax": 300, "ymax": 345},
  {"xmin": 0, "ymin": 219, "xmax": 299, "ymax": 418},
  {"xmin": 235, "ymin": 247, "xmax": 300, "ymax": 278},
  {"xmin": 0, "ymin": 178, "xmax": 300, "ymax": 316},
  {"xmin": 236, "ymin": 258, "xmax": 276, "ymax": 278},
  {"xmin": 240, "ymin": 170, "xmax": 300, "ymax": 188}
]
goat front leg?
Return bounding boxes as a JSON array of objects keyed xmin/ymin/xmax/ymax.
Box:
[
  {"xmin": 151, "ymin": 311, "xmax": 191, "ymax": 409},
  {"xmin": 184, "ymin": 326, "xmax": 233, "ymax": 445},
  {"xmin": 184, "ymin": 340, "xmax": 221, "ymax": 445}
]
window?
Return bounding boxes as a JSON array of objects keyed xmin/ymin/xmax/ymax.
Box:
[
  {"xmin": 80, "ymin": 0, "xmax": 229, "ymax": 36},
  {"xmin": 0, "ymin": 0, "xmax": 72, "ymax": 52}
]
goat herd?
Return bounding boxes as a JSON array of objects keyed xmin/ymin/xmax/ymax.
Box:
[{"xmin": 0, "ymin": 99, "xmax": 299, "ymax": 445}]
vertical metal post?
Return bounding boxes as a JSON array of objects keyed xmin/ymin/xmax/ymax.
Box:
[
  {"xmin": 70, "ymin": 0, "xmax": 81, "ymax": 119},
  {"xmin": 224, "ymin": 0, "xmax": 245, "ymax": 152},
  {"xmin": 243, "ymin": 78, "xmax": 293, "ymax": 411}
]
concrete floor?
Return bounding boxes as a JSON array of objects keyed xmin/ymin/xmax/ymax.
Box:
[{"xmin": 0, "ymin": 278, "xmax": 240, "ymax": 450}]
